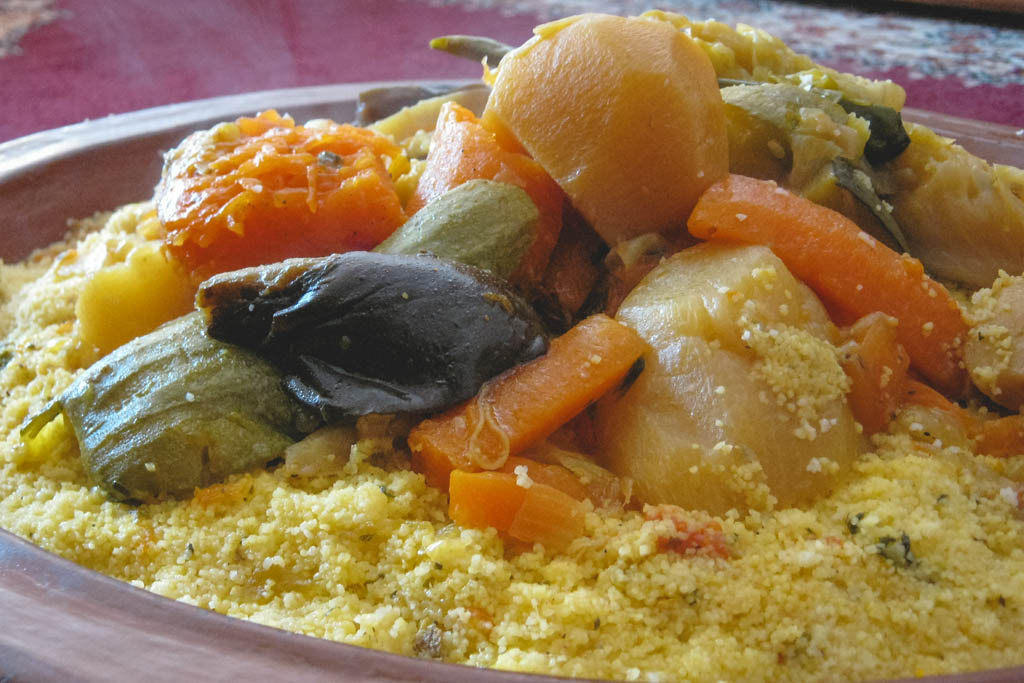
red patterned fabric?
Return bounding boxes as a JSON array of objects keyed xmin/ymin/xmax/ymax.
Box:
[{"xmin": 0, "ymin": 0, "xmax": 1021, "ymax": 143}]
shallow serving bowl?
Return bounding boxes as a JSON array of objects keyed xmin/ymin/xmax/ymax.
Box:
[{"xmin": 1, "ymin": 83, "xmax": 1023, "ymax": 682}]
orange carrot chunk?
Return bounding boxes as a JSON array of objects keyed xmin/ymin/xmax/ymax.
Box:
[
  {"xmin": 449, "ymin": 470, "xmax": 527, "ymax": 533},
  {"xmin": 688, "ymin": 175, "xmax": 970, "ymax": 397},
  {"xmin": 499, "ymin": 456, "xmax": 588, "ymax": 501},
  {"xmin": 902, "ymin": 379, "xmax": 1024, "ymax": 458},
  {"xmin": 507, "ymin": 482, "xmax": 586, "ymax": 551},
  {"xmin": 974, "ymin": 415, "xmax": 1024, "ymax": 458},
  {"xmin": 840, "ymin": 312, "xmax": 911, "ymax": 434},
  {"xmin": 537, "ymin": 210, "xmax": 605, "ymax": 327},
  {"xmin": 407, "ymin": 102, "xmax": 565, "ymax": 286},
  {"xmin": 448, "ymin": 470, "xmax": 585, "ymax": 551},
  {"xmin": 409, "ymin": 314, "xmax": 648, "ymax": 491}
]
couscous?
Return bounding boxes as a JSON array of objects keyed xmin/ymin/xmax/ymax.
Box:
[{"xmin": 2, "ymin": 12, "xmax": 1024, "ymax": 683}]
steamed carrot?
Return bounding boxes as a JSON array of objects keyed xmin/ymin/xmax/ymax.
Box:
[
  {"xmin": 407, "ymin": 102, "xmax": 565, "ymax": 286},
  {"xmin": 840, "ymin": 313, "xmax": 910, "ymax": 434},
  {"xmin": 448, "ymin": 469, "xmax": 585, "ymax": 551},
  {"xmin": 507, "ymin": 482, "xmax": 586, "ymax": 550},
  {"xmin": 974, "ymin": 415, "xmax": 1024, "ymax": 458},
  {"xmin": 448, "ymin": 470, "xmax": 526, "ymax": 533},
  {"xmin": 902, "ymin": 378, "xmax": 964, "ymax": 415},
  {"xmin": 409, "ymin": 314, "xmax": 648, "ymax": 490},
  {"xmin": 900, "ymin": 378, "xmax": 978, "ymax": 440},
  {"xmin": 499, "ymin": 456, "xmax": 588, "ymax": 501},
  {"xmin": 688, "ymin": 175, "xmax": 970, "ymax": 397},
  {"xmin": 902, "ymin": 378, "xmax": 1024, "ymax": 457}
]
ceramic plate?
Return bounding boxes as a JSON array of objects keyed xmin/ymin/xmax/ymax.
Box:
[{"xmin": 2, "ymin": 83, "xmax": 1023, "ymax": 683}]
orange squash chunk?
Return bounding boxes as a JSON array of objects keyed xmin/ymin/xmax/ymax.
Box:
[{"xmin": 157, "ymin": 110, "xmax": 407, "ymax": 276}]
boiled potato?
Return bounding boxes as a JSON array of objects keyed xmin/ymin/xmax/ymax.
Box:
[
  {"xmin": 76, "ymin": 241, "xmax": 196, "ymax": 356},
  {"xmin": 594, "ymin": 243, "xmax": 865, "ymax": 513},
  {"xmin": 486, "ymin": 13, "xmax": 727, "ymax": 245}
]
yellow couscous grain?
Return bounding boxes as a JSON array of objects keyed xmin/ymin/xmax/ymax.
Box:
[{"xmin": 3, "ymin": 192, "xmax": 1024, "ymax": 683}]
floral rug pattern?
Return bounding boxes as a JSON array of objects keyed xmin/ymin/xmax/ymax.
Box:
[{"xmin": 424, "ymin": 0, "xmax": 1024, "ymax": 88}]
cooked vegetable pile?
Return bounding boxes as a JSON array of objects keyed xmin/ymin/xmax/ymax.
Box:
[{"xmin": 3, "ymin": 10, "xmax": 1024, "ymax": 683}]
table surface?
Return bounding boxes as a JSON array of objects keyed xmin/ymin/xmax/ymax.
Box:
[{"xmin": 1, "ymin": 0, "xmax": 1023, "ymax": 144}]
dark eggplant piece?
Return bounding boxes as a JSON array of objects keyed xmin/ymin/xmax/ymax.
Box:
[
  {"xmin": 21, "ymin": 312, "xmax": 312, "ymax": 503},
  {"xmin": 198, "ymin": 252, "xmax": 548, "ymax": 421}
]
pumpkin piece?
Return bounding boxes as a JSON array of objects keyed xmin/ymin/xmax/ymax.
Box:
[
  {"xmin": 75, "ymin": 241, "xmax": 196, "ymax": 356},
  {"xmin": 157, "ymin": 110, "xmax": 408, "ymax": 276}
]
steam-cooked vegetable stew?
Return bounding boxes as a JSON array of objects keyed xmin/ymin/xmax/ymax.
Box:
[{"xmin": 2, "ymin": 11, "xmax": 1024, "ymax": 683}]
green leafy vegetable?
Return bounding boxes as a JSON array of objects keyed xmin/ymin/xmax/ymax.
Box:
[{"xmin": 837, "ymin": 98, "xmax": 911, "ymax": 165}]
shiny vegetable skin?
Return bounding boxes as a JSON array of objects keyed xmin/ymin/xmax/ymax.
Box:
[
  {"xmin": 375, "ymin": 179, "xmax": 539, "ymax": 280},
  {"xmin": 198, "ymin": 252, "xmax": 549, "ymax": 420},
  {"xmin": 22, "ymin": 313, "xmax": 308, "ymax": 502}
]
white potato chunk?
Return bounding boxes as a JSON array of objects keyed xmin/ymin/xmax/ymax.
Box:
[
  {"xmin": 75, "ymin": 241, "xmax": 195, "ymax": 356},
  {"xmin": 594, "ymin": 243, "xmax": 865, "ymax": 513}
]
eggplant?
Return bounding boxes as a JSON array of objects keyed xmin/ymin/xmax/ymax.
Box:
[{"xmin": 198, "ymin": 252, "xmax": 548, "ymax": 421}]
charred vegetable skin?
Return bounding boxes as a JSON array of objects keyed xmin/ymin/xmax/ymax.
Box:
[{"xmin": 199, "ymin": 251, "xmax": 549, "ymax": 420}]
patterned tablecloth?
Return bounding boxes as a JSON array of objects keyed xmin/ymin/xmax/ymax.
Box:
[{"xmin": 0, "ymin": 0, "xmax": 1021, "ymax": 143}]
